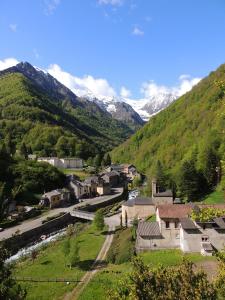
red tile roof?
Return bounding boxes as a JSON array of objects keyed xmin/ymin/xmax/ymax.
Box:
[
  {"xmin": 157, "ymin": 203, "xmax": 225, "ymax": 219},
  {"xmin": 157, "ymin": 204, "xmax": 192, "ymax": 219}
]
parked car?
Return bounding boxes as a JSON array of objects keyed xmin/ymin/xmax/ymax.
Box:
[{"xmin": 0, "ymin": 228, "xmax": 4, "ymax": 232}]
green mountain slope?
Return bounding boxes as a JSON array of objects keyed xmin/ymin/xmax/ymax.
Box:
[
  {"xmin": 0, "ymin": 72, "xmax": 132, "ymax": 158},
  {"xmin": 111, "ymin": 63, "xmax": 225, "ymax": 191}
]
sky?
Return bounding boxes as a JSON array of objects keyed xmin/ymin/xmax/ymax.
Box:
[{"xmin": 1, "ymin": 0, "xmax": 225, "ymax": 100}]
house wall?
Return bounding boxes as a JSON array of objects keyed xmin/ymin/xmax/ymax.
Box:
[
  {"xmin": 153, "ymin": 196, "xmax": 173, "ymax": 205},
  {"xmin": 61, "ymin": 159, "xmax": 83, "ymax": 169},
  {"xmin": 136, "ymin": 235, "xmax": 180, "ymax": 252},
  {"xmin": 122, "ymin": 204, "xmax": 155, "ymax": 223},
  {"xmin": 49, "ymin": 195, "xmax": 61, "ymax": 208},
  {"xmin": 97, "ymin": 185, "xmax": 111, "ymax": 196},
  {"xmin": 180, "ymin": 226, "xmax": 225, "ymax": 253},
  {"xmin": 38, "ymin": 158, "xmax": 83, "ymax": 169}
]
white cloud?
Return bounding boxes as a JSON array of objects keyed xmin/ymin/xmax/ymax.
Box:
[
  {"xmin": 47, "ymin": 64, "xmax": 117, "ymax": 99},
  {"xmin": 132, "ymin": 25, "xmax": 144, "ymax": 36},
  {"xmin": 141, "ymin": 75, "xmax": 202, "ymax": 99},
  {"xmin": 9, "ymin": 24, "xmax": 17, "ymax": 32},
  {"xmin": 44, "ymin": 0, "xmax": 61, "ymax": 15},
  {"xmin": 0, "ymin": 58, "xmax": 19, "ymax": 71},
  {"xmin": 120, "ymin": 86, "xmax": 131, "ymax": 98},
  {"xmin": 98, "ymin": 0, "xmax": 124, "ymax": 6}
]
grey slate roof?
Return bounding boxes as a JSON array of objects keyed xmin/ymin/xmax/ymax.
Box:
[
  {"xmin": 213, "ymin": 217, "xmax": 225, "ymax": 229},
  {"xmin": 180, "ymin": 218, "xmax": 196, "ymax": 230},
  {"xmin": 123, "ymin": 197, "xmax": 154, "ymax": 207},
  {"xmin": 137, "ymin": 221, "xmax": 161, "ymax": 237},
  {"xmin": 44, "ymin": 190, "xmax": 61, "ymax": 197},
  {"xmin": 134, "ymin": 197, "xmax": 154, "ymax": 205}
]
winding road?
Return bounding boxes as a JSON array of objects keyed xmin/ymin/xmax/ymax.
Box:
[{"xmin": 0, "ymin": 187, "xmax": 123, "ymax": 241}]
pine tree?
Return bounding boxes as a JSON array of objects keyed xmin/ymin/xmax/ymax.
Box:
[
  {"xmin": 19, "ymin": 142, "xmax": 28, "ymax": 159},
  {"xmin": 69, "ymin": 241, "xmax": 80, "ymax": 268},
  {"xmin": 179, "ymin": 159, "xmax": 200, "ymax": 201},
  {"xmin": 104, "ymin": 153, "xmax": 111, "ymax": 166},
  {"xmin": 4, "ymin": 133, "xmax": 16, "ymax": 156},
  {"xmin": 94, "ymin": 154, "xmax": 102, "ymax": 168},
  {"xmin": 155, "ymin": 160, "xmax": 167, "ymax": 190},
  {"xmin": 62, "ymin": 238, "xmax": 71, "ymax": 266}
]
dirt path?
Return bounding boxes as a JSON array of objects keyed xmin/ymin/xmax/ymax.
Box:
[
  {"xmin": 63, "ymin": 225, "xmax": 115, "ymax": 300},
  {"xmin": 194, "ymin": 260, "xmax": 219, "ymax": 282}
]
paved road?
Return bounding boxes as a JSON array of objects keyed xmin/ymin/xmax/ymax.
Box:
[
  {"xmin": 63, "ymin": 214, "xmax": 121, "ymax": 300},
  {"xmin": 0, "ymin": 187, "xmax": 123, "ymax": 241}
]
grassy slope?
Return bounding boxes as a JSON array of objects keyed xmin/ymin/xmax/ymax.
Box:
[
  {"xmin": 202, "ymin": 189, "xmax": 225, "ymax": 204},
  {"xmin": 14, "ymin": 224, "xmax": 106, "ymax": 300},
  {"xmin": 79, "ymin": 250, "xmax": 216, "ymax": 300},
  {"xmin": 60, "ymin": 169, "xmax": 92, "ymax": 180},
  {"xmin": 111, "ymin": 63, "xmax": 225, "ymax": 178}
]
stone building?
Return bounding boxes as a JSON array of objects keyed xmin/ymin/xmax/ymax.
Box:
[
  {"xmin": 37, "ymin": 157, "xmax": 83, "ymax": 169},
  {"xmin": 40, "ymin": 190, "xmax": 62, "ymax": 209},
  {"xmin": 122, "ymin": 180, "xmax": 173, "ymax": 223},
  {"xmin": 101, "ymin": 171, "xmax": 120, "ymax": 187},
  {"xmin": 136, "ymin": 203, "xmax": 225, "ymax": 255}
]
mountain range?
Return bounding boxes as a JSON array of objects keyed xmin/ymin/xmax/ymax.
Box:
[{"xmin": 0, "ymin": 62, "xmax": 144, "ymax": 158}]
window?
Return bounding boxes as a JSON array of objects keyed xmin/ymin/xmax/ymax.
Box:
[
  {"xmin": 166, "ymin": 221, "xmax": 170, "ymax": 229},
  {"xmin": 176, "ymin": 233, "xmax": 180, "ymax": 239},
  {"xmin": 202, "ymin": 236, "xmax": 209, "ymax": 242},
  {"xmin": 175, "ymin": 221, "xmax": 179, "ymax": 229}
]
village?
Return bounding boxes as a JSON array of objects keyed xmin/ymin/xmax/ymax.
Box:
[{"xmin": 1, "ymin": 155, "xmax": 225, "ymax": 259}]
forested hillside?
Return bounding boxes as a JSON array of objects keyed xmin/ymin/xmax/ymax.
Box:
[
  {"xmin": 112, "ymin": 63, "xmax": 225, "ymax": 199},
  {"xmin": 0, "ymin": 70, "xmax": 132, "ymax": 159}
]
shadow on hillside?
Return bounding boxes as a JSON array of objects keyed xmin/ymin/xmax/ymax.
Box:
[{"xmin": 77, "ymin": 259, "xmax": 107, "ymax": 271}]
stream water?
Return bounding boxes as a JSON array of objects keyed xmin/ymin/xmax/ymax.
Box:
[{"xmin": 6, "ymin": 229, "xmax": 66, "ymax": 264}]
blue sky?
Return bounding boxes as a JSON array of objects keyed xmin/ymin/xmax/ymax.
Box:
[{"xmin": 1, "ymin": 0, "xmax": 225, "ymax": 99}]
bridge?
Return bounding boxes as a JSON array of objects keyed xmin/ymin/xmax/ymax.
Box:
[{"xmin": 71, "ymin": 210, "xmax": 95, "ymax": 221}]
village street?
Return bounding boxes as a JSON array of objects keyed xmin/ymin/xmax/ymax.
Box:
[{"xmin": 0, "ymin": 187, "xmax": 123, "ymax": 241}]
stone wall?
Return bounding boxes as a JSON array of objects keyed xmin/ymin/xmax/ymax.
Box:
[
  {"xmin": 122, "ymin": 204, "xmax": 155, "ymax": 223},
  {"xmin": 2, "ymin": 213, "xmax": 75, "ymax": 254}
]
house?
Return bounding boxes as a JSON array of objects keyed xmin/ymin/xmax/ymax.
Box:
[
  {"xmin": 69, "ymin": 180, "xmax": 89, "ymax": 200},
  {"xmin": 101, "ymin": 171, "xmax": 120, "ymax": 187},
  {"xmin": 83, "ymin": 176, "xmax": 99, "ymax": 197},
  {"xmin": 136, "ymin": 203, "xmax": 225, "ymax": 255},
  {"xmin": 105, "ymin": 164, "xmax": 124, "ymax": 173},
  {"xmin": 122, "ymin": 180, "xmax": 173, "ymax": 223},
  {"xmin": 40, "ymin": 190, "xmax": 62, "ymax": 209},
  {"xmin": 122, "ymin": 197, "xmax": 155, "ymax": 223},
  {"xmin": 37, "ymin": 157, "xmax": 83, "ymax": 169},
  {"xmin": 97, "ymin": 182, "xmax": 111, "ymax": 196}
]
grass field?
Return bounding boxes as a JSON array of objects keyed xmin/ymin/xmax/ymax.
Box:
[
  {"xmin": 60, "ymin": 169, "xmax": 92, "ymax": 180},
  {"xmin": 14, "ymin": 223, "xmax": 106, "ymax": 300},
  {"xmin": 202, "ymin": 189, "xmax": 225, "ymax": 204},
  {"xmin": 79, "ymin": 250, "xmax": 217, "ymax": 300}
]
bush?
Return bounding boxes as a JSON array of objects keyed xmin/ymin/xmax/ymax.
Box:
[
  {"xmin": 42, "ymin": 212, "xmax": 65, "ymax": 224},
  {"xmin": 0, "ymin": 219, "xmax": 18, "ymax": 229}
]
